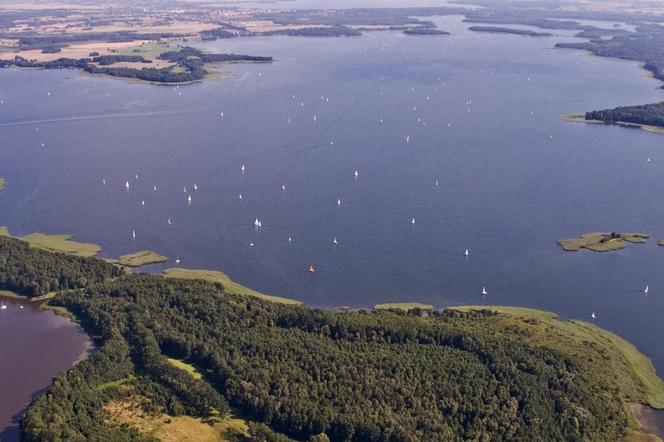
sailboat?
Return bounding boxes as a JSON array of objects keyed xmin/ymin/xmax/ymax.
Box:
[
  {"xmin": 254, "ymin": 218, "xmax": 262, "ymax": 228},
  {"xmin": 406, "ymin": 135, "xmax": 410, "ymax": 143},
  {"xmin": 193, "ymin": 184, "xmax": 198, "ymax": 191},
  {"xmin": 337, "ymin": 198, "xmax": 341, "ymax": 206},
  {"xmin": 435, "ymin": 180, "xmax": 439, "ymax": 187},
  {"xmin": 102, "ymin": 178, "xmax": 106, "ymax": 185},
  {"xmin": 481, "ymin": 286, "xmax": 488, "ymax": 296},
  {"xmin": 141, "ymin": 200, "xmax": 145, "ymax": 206},
  {"xmin": 282, "ymin": 184, "xmax": 286, "ymax": 191},
  {"xmin": 125, "ymin": 181, "xmax": 130, "ymax": 189},
  {"xmin": 591, "ymin": 312, "xmax": 596, "ymax": 320},
  {"xmin": 238, "ymin": 193, "xmax": 243, "ymax": 200},
  {"xmin": 153, "ymin": 185, "xmax": 157, "ymax": 192},
  {"xmin": 333, "ymin": 237, "xmax": 338, "ymax": 245},
  {"xmin": 644, "ymin": 285, "xmax": 649, "ymax": 295},
  {"xmin": 464, "ymin": 249, "xmax": 469, "ymax": 257},
  {"xmin": 132, "ymin": 230, "xmax": 136, "ymax": 239},
  {"xmin": 167, "ymin": 218, "xmax": 172, "ymax": 225},
  {"xmin": 354, "ymin": 170, "xmax": 359, "ymax": 178},
  {"xmin": 411, "ymin": 217, "xmax": 416, "ymax": 224},
  {"xmin": 241, "ymin": 164, "xmax": 246, "ymax": 173},
  {"xmin": 308, "ymin": 265, "xmax": 316, "ymax": 274},
  {"xmin": 187, "ymin": 195, "xmax": 192, "ymax": 204}
]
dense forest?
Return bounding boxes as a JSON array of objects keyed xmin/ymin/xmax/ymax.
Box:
[
  {"xmin": 0, "ymin": 235, "xmax": 121, "ymax": 296},
  {"xmin": 2, "ymin": 232, "xmax": 653, "ymax": 441},
  {"xmin": 402, "ymin": 28, "xmax": 450, "ymax": 36},
  {"xmin": 260, "ymin": 26, "xmax": 362, "ymax": 37},
  {"xmin": 585, "ymin": 102, "xmax": 664, "ymax": 127}
]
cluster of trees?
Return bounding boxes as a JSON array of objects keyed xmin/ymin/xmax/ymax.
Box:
[
  {"xmin": 0, "ymin": 235, "xmax": 121, "ymax": 296},
  {"xmin": 200, "ymin": 27, "xmax": 237, "ymax": 40},
  {"xmin": 585, "ymin": 102, "xmax": 664, "ymax": 127},
  {"xmin": 14, "ymin": 261, "xmax": 632, "ymax": 441},
  {"xmin": 91, "ymin": 54, "xmax": 151, "ymax": 65},
  {"xmin": 260, "ymin": 27, "xmax": 362, "ymax": 37},
  {"xmin": 403, "ymin": 28, "xmax": 450, "ymax": 36},
  {"xmin": 467, "ymin": 26, "xmax": 551, "ymax": 37},
  {"xmin": 157, "ymin": 46, "xmax": 272, "ymax": 64}
]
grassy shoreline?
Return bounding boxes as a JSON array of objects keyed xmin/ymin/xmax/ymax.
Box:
[
  {"xmin": 561, "ymin": 113, "xmax": 664, "ymax": 135},
  {"xmin": 163, "ymin": 268, "xmax": 302, "ymax": 305}
]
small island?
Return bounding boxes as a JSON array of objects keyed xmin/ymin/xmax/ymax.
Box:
[
  {"xmin": 468, "ymin": 26, "xmax": 552, "ymax": 37},
  {"xmin": 403, "ymin": 28, "xmax": 450, "ymax": 36},
  {"xmin": 0, "ymin": 177, "xmax": 4, "ymax": 191},
  {"xmin": 117, "ymin": 251, "xmax": 168, "ymax": 268},
  {"xmin": 558, "ymin": 232, "xmax": 649, "ymax": 252}
]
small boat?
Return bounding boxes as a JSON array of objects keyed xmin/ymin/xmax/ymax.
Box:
[
  {"xmin": 19, "ymin": 305, "xmax": 23, "ymax": 309},
  {"xmin": 187, "ymin": 195, "xmax": 192, "ymax": 203},
  {"xmin": 241, "ymin": 164, "xmax": 246, "ymax": 173},
  {"xmin": 135, "ymin": 174, "xmax": 139, "ymax": 179},
  {"xmin": 354, "ymin": 170, "xmax": 359, "ymax": 178},
  {"xmin": 464, "ymin": 249, "xmax": 469, "ymax": 257},
  {"xmin": 167, "ymin": 218, "xmax": 172, "ymax": 225},
  {"xmin": 153, "ymin": 185, "xmax": 157, "ymax": 192},
  {"xmin": 193, "ymin": 184, "xmax": 198, "ymax": 191},
  {"xmin": 308, "ymin": 265, "xmax": 316, "ymax": 273},
  {"xmin": 250, "ymin": 242, "xmax": 255, "ymax": 247},
  {"xmin": 411, "ymin": 217, "xmax": 416, "ymax": 224},
  {"xmin": 288, "ymin": 117, "xmax": 292, "ymax": 124},
  {"xmin": 183, "ymin": 186, "xmax": 187, "ymax": 193},
  {"xmin": 40, "ymin": 142, "xmax": 46, "ymax": 148},
  {"xmin": 141, "ymin": 200, "xmax": 145, "ymax": 206},
  {"xmin": 644, "ymin": 285, "xmax": 649, "ymax": 294},
  {"xmin": 313, "ymin": 115, "xmax": 317, "ymax": 122},
  {"xmin": 406, "ymin": 135, "xmax": 410, "ymax": 143},
  {"xmin": 0, "ymin": 304, "xmax": 6, "ymax": 310},
  {"xmin": 337, "ymin": 198, "xmax": 341, "ymax": 206},
  {"xmin": 132, "ymin": 230, "xmax": 136, "ymax": 239},
  {"xmin": 220, "ymin": 112, "xmax": 224, "ymax": 117},
  {"xmin": 647, "ymin": 158, "xmax": 651, "ymax": 163},
  {"xmin": 435, "ymin": 180, "xmax": 439, "ymax": 187},
  {"xmin": 102, "ymin": 178, "xmax": 106, "ymax": 185},
  {"xmin": 481, "ymin": 286, "xmax": 488, "ymax": 296},
  {"xmin": 175, "ymin": 259, "xmax": 180, "ymax": 264},
  {"xmin": 254, "ymin": 218, "xmax": 260, "ymax": 227},
  {"xmin": 125, "ymin": 181, "xmax": 130, "ymax": 189},
  {"xmin": 591, "ymin": 312, "xmax": 596, "ymax": 320},
  {"xmin": 333, "ymin": 237, "xmax": 338, "ymax": 245},
  {"xmin": 288, "ymin": 236, "xmax": 292, "ymax": 243},
  {"xmin": 238, "ymin": 193, "xmax": 243, "ymax": 200},
  {"xmin": 282, "ymin": 184, "xmax": 286, "ymax": 191}
]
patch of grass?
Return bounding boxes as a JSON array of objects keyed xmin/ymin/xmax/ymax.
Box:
[
  {"xmin": 115, "ymin": 41, "xmax": 172, "ymax": 59},
  {"xmin": 558, "ymin": 232, "xmax": 649, "ymax": 252},
  {"xmin": 22, "ymin": 232, "xmax": 101, "ymax": 257},
  {"xmin": 163, "ymin": 268, "xmax": 301, "ymax": 305},
  {"xmin": 117, "ymin": 251, "xmax": 168, "ymax": 267},
  {"xmin": 452, "ymin": 305, "xmax": 664, "ymax": 409},
  {"xmin": 97, "ymin": 375, "xmax": 136, "ymax": 391},
  {"xmin": 105, "ymin": 393, "xmax": 249, "ymax": 442},
  {"xmin": 0, "ymin": 226, "xmax": 8, "ymax": 236},
  {"xmin": 374, "ymin": 302, "xmax": 433, "ymax": 311},
  {"xmin": 167, "ymin": 358, "xmax": 202, "ymax": 380}
]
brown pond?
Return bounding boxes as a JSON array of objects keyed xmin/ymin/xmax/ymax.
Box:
[{"xmin": 0, "ymin": 295, "xmax": 91, "ymax": 441}]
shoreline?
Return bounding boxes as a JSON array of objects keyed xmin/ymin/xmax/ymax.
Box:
[{"xmin": 561, "ymin": 112, "xmax": 664, "ymax": 135}]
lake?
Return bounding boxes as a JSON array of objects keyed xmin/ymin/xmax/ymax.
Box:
[
  {"xmin": 0, "ymin": 296, "xmax": 90, "ymax": 440},
  {"xmin": 1, "ymin": 14, "xmax": 664, "ymax": 436}
]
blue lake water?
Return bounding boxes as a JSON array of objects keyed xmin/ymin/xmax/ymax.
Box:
[{"xmin": 1, "ymin": 14, "xmax": 664, "ymax": 384}]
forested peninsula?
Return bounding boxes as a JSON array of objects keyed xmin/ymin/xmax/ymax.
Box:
[
  {"xmin": 0, "ymin": 46, "xmax": 272, "ymax": 84},
  {"xmin": 0, "ymin": 235, "xmax": 662, "ymax": 441}
]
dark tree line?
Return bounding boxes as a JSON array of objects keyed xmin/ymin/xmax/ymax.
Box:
[
  {"xmin": 0, "ymin": 235, "xmax": 121, "ymax": 296},
  {"xmin": 585, "ymin": 102, "xmax": 664, "ymax": 127}
]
